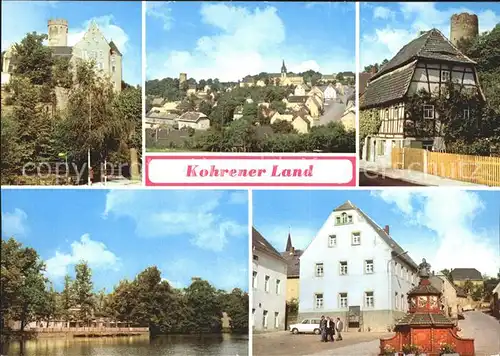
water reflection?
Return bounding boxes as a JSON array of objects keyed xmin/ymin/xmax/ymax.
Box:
[{"xmin": 2, "ymin": 334, "xmax": 249, "ymax": 356}]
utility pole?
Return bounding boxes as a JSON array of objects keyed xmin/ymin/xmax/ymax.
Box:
[{"xmin": 88, "ymin": 92, "xmax": 92, "ymax": 186}]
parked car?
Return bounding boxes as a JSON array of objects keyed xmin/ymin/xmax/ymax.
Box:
[{"xmin": 289, "ymin": 318, "xmax": 322, "ymax": 334}]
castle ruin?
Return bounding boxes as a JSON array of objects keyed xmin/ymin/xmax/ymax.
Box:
[{"xmin": 450, "ymin": 12, "xmax": 479, "ymax": 47}]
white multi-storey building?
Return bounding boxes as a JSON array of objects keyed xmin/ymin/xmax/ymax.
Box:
[
  {"xmin": 252, "ymin": 227, "xmax": 287, "ymax": 332},
  {"xmin": 299, "ymin": 201, "xmax": 418, "ymax": 332}
]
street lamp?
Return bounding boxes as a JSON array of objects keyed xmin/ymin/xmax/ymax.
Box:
[{"xmin": 387, "ymin": 250, "xmax": 408, "ymax": 331}]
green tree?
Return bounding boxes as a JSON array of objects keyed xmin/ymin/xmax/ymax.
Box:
[
  {"xmin": 184, "ymin": 279, "xmax": 222, "ymax": 333},
  {"xmin": 199, "ymin": 100, "xmax": 213, "ymax": 117},
  {"xmin": 0, "ymin": 238, "xmax": 48, "ymax": 331},
  {"xmin": 60, "ymin": 274, "xmax": 75, "ymax": 325},
  {"xmin": 271, "ymin": 120, "xmax": 296, "ymax": 134},
  {"xmin": 13, "ymin": 32, "xmax": 54, "ymax": 85},
  {"xmin": 218, "ymin": 288, "xmax": 248, "ymax": 333},
  {"xmin": 73, "ymin": 261, "xmax": 94, "ymax": 325}
]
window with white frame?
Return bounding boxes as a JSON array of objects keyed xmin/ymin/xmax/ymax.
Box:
[
  {"xmin": 328, "ymin": 234, "xmax": 337, "ymax": 247},
  {"xmin": 253, "ymin": 254, "xmax": 258, "ymax": 261},
  {"xmin": 339, "ymin": 293, "xmax": 348, "ymax": 308},
  {"xmin": 340, "ymin": 261, "xmax": 348, "ymax": 275},
  {"xmin": 335, "ymin": 216, "xmax": 341, "ymax": 225},
  {"xmin": 315, "ymin": 263, "xmax": 324, "ymax": 277},
  {"xmin": 276, "ymin": 279, "xmax": 281, "ymax": 295},
  {"xmin": 423, "ymin": 105, "xmax": 434, "ymax": 119},
  {"xmin": 265, "ymin": 275, "xmax": 270, "ymax": 292},
  {"xmin": 314, "ymin": 293, "xmax": 324, "ymax": 309},
  {"xmin": 252, "ymin": 309, "xmax": 255, "ymax": 327},
  {"xmin": 351, "ymin": 232, "xmax": 361, "ymax": 245},
  {"xmin": 252, "ymin": 271, "xmax": 257, "ymax": 288},
  {"xmin": 365, "ymin": 259, "xmax": 374, "ymax": 274},
  {"xmin": 274, "ymin": 312, "xmax": 279, "ymax": 328},
  {"xmin": 263, "ymin": 310, "xmax": 268, "ymax": 329},
  {"xmin": 365, "ymin": 291, "xmax": 374, "ymax": 308},
  {"xmin": 348, "ymin": 215, "xmax": 353, "ymax": 223},
  {"xmin": 395, "ymin": 292, "xmax": 399, "ymax": 310},
  {"xmin": 400, "ymin": 266, "xmax": 404, "ymax": 278},
  {"xmin": 463, "ymin": 106, "xmax": 470, "ymax": 120},
  {"xmin": 441, "ymin": 70, "xmax": 450, "ymax": 82},
  {"xmin": 342, "ymin": 213, "xmax": 348, "ymax": 224}
]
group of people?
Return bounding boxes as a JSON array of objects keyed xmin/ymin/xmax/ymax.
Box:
[{"xmin": 319, "ymin": 316, "xmax": 343, "ymax": 342}]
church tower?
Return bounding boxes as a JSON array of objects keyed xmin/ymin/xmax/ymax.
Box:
[
  {"xmin": 47, "ymin": 19, "xmax": 68, "ymax": 47},
  {"xmin": 281, "ymin": 59, "xmax": 287, "ymax": 79}
]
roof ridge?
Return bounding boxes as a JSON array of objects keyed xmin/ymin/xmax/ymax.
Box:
[
  {"xmin": 432, "ymin": 28, "xmax": 477, "ymax": 64},
  {"xmin": 414, "ymin": 29, "xmax": 435, "ymax": 58}
]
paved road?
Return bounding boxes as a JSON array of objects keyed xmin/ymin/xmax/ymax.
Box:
[
  {"xmin": 318, "ymin": 99, "xmax": 345, "ymax": 126},
  {"xmin": 359, "ymin": 171, "xmax": 424, "ymax": 186},
  {"xmin": 459, "ymin": 311, "xmax": 500, "ymax": 356},
  {"xmin": 252, "ymin": 331, "xmax": 392, "ymax": 356}
]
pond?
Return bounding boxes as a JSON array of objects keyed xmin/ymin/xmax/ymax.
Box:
[{"xmin": 1, "ymin": 333, "xmax": 249, "ymax": 356}]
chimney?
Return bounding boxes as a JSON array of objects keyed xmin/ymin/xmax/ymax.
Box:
[{"xmin": 384, "ymin": 225, "xmax": 390, "ymax": 235}]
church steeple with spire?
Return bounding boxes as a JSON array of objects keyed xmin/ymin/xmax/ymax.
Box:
[
  {"xmin": 281, "ymin": 59, "xmax": 287, "ymax": 79},
  {"xmin": 285, "ymin": 231, "xmax": 293, "ymax": 252}
]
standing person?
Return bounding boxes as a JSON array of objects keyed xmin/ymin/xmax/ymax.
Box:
[
  {"xmin": 320, "ymin": 315, "xmax": 327, "ymax": 342},
  {"xmin": 328, "ymin": 317, "xmax": 335, "ymax": 342},
  {"xmin": 336, "ymin": 317, "xmax": 343, "ymax": 341}
]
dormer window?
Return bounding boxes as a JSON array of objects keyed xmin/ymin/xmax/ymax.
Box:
[{"xmin": 336, "ymin": 212, "xmax": 353, "ymax": 226}]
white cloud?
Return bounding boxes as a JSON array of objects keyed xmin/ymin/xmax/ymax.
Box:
[
  {"xmin": 45, "ymin": 234, "xmax": 120, "ymax": 279},
  {"xmin": 373, "ymin": 6, "xmax": 395, "ymax": 20},
  {"xmin": 147, "ymin": 3, "xmax": 354, "ymax": 81},
  {"xmin": 372, "ymin": 190, "xmax": 500, "ymax": 276},
  {"xmin": 1, "ymin": 208, "xmax": 29, "ymax": 237},
  {"xmin": 162, "ymin": 256, "xmax": 248, "ymax": 291},
  {"xmin": 361, "ymin": 2, "xmax": 500, "ymax": 68},
  {"xmin": 103, "ymin": 190, "xmax": 247, "ymax": 252},
  {"xmin": 146, "ymin": 2, "xmax": 173, "ymax": 31}
]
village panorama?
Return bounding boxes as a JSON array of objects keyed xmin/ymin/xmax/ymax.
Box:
[{"xmin": 145, "ymin": 64, "xmax": 356, "ymax": 153}]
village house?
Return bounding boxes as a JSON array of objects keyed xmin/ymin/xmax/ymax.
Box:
[
  {"xmin": 307, "ymin": 86, "xmax": 325, "ymax": 102},
  {"xmin": 338, "ymin": 71, "xmax": 355, "ymax": 81},
  {"xmin": 305, "ymin": 95, "xmax": 323, "ymax": 118},
  {"xmin": 319, "ymin": 84, "xmax": 337, "ymax": 100},
  {"xmin": 280, "ymin": 233, "xmax": 303, "ymax": 303},
  {"xmin": 269, "ymin": 110, "xmax": 313, "ymax": 134},
  {"xmin": 299, "ymin": 201, "xmax": 418, "ymax": 332},
  {"xmin": 2, "ymin": 19, "xmax": 123, "ymax": 92},
  {"xmin": 294, "ymin": 83, "xmax": 310, "ymax": 96},
  {"xmin": 429, "ymin": 273, "xmax": 467, "ymax": 319},
  {"xmin": 232, "ymin": 105, "xmax": 244, "ymax": 120},
  {"xmin": 240, "ymin": 77, "xmax": 255, "ymax": 87},
  {"xmin": 145, "ymin": 112, "xmax": 179, "ymax": 129},
  {"xmin": 278, "ymin": 60, "xmax": 304, "ymax": 86},
  {"xmin": 256, "ymin": 79, "xmax": 266, "ymax": 87},
  {"xmin": 186, "ymin": 84, "xmax": 197, "ymax": 96},
  {"xmin": 252, "ymin": 228, "xmax": 288, "ymax": 332},
  {"xmin": 340, "ymin": 93, "xmax": 356, "ymax": 131},
  {"xmin": 449, "ymin": 268, "xmax": 484, "ymax": 288},
  {"xmin": 320, "ymin": 74, "xmax": 336, "ymax": 83},
  {"xmin": 361, "ymin": 14, "xmax": 484, "ymax": 166},
  {"xmin": 176, "ymin": 111, "xmax": 210, "ymax": 130}
]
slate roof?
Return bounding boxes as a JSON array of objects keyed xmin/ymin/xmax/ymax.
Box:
[
  {"xmin": 396, "ymin": 312, "xmax": 455, "ymax": 326},
  {"xmin": 361, "ymin": 28, "xmax": 476, "ymax": 109},
  {"xmin": 372, "ymin": 29, "xmax": 475, "ymax": 81},
  {"xmin": 178, "ymin": 111, "xmax": 207, "ymax": 122},
  {"xmin": 288, "ymin": 95, "xmax": 308, "ymax": 103},
  {"xmin": 252, "ymin": 227, "xmax": 285, "ymax": 261},
  {"xmin": 359, "ymin": 72, "xmax": 372, "ymax": 96},
  {"xmin": 360, "ymin": 61, "xmax": 417, "ymax": 109},
  {"xmin": 51, "ymin": 46, "xmax": 73, "ymax": 57},
  {"xmin": 333, "ymin": 201, "xmax": 418, "ymax": 269},
  {"xmin": 450, "ymin": 268, "xmax": 482, "ymax": 281},
  {"xmin": 109, "ymin": 41, "xmax": 122, "ymax": 56}
]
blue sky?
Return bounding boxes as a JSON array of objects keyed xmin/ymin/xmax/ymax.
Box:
[
  {"xmin": 1, "ymin": 189, "xmax": 249, "ymax": 292},
  {"xmin": 1, "ymin": 1, "xmax": 142, "ymax": 85},
  {"xmin": 360, "ymin": 2, "xmax": 500, "ymax": 69},
  {"xmin": 146, "ymin": 2, "xmax": 355, "ymax": 81},
  {"xmin": 253, "ymin": 189, "xmax": 500, "ymax": 277}
]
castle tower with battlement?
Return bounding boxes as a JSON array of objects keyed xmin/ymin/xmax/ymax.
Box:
[
  {"xmin": 450, "ymin": 12, "xmax": 479, "ymax": 47},
  {"xmin": 48, "ymin": 19, "xmax": 68, "ymax": 47}
]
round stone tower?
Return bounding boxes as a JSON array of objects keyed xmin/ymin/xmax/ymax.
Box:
[
  {"xmin": 179, "ymin": 73, "xmax": 187, "ymax": 89},
  {"xmin": 450, "ymin": 13, "xmax": 479, "ymax": 47},
  {"xmin": 47, "ymin": 19, "xmax": 68, "ymax": 47}
]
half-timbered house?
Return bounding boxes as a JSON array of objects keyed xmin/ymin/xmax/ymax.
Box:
[{"xmin": 360, "ymin": 28, "xmax": 484, "ymax": 165}]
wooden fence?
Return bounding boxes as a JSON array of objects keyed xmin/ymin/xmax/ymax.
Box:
[{"xmin": 391, "ymin": 148, "xmax": 500, "ymax": 186}]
